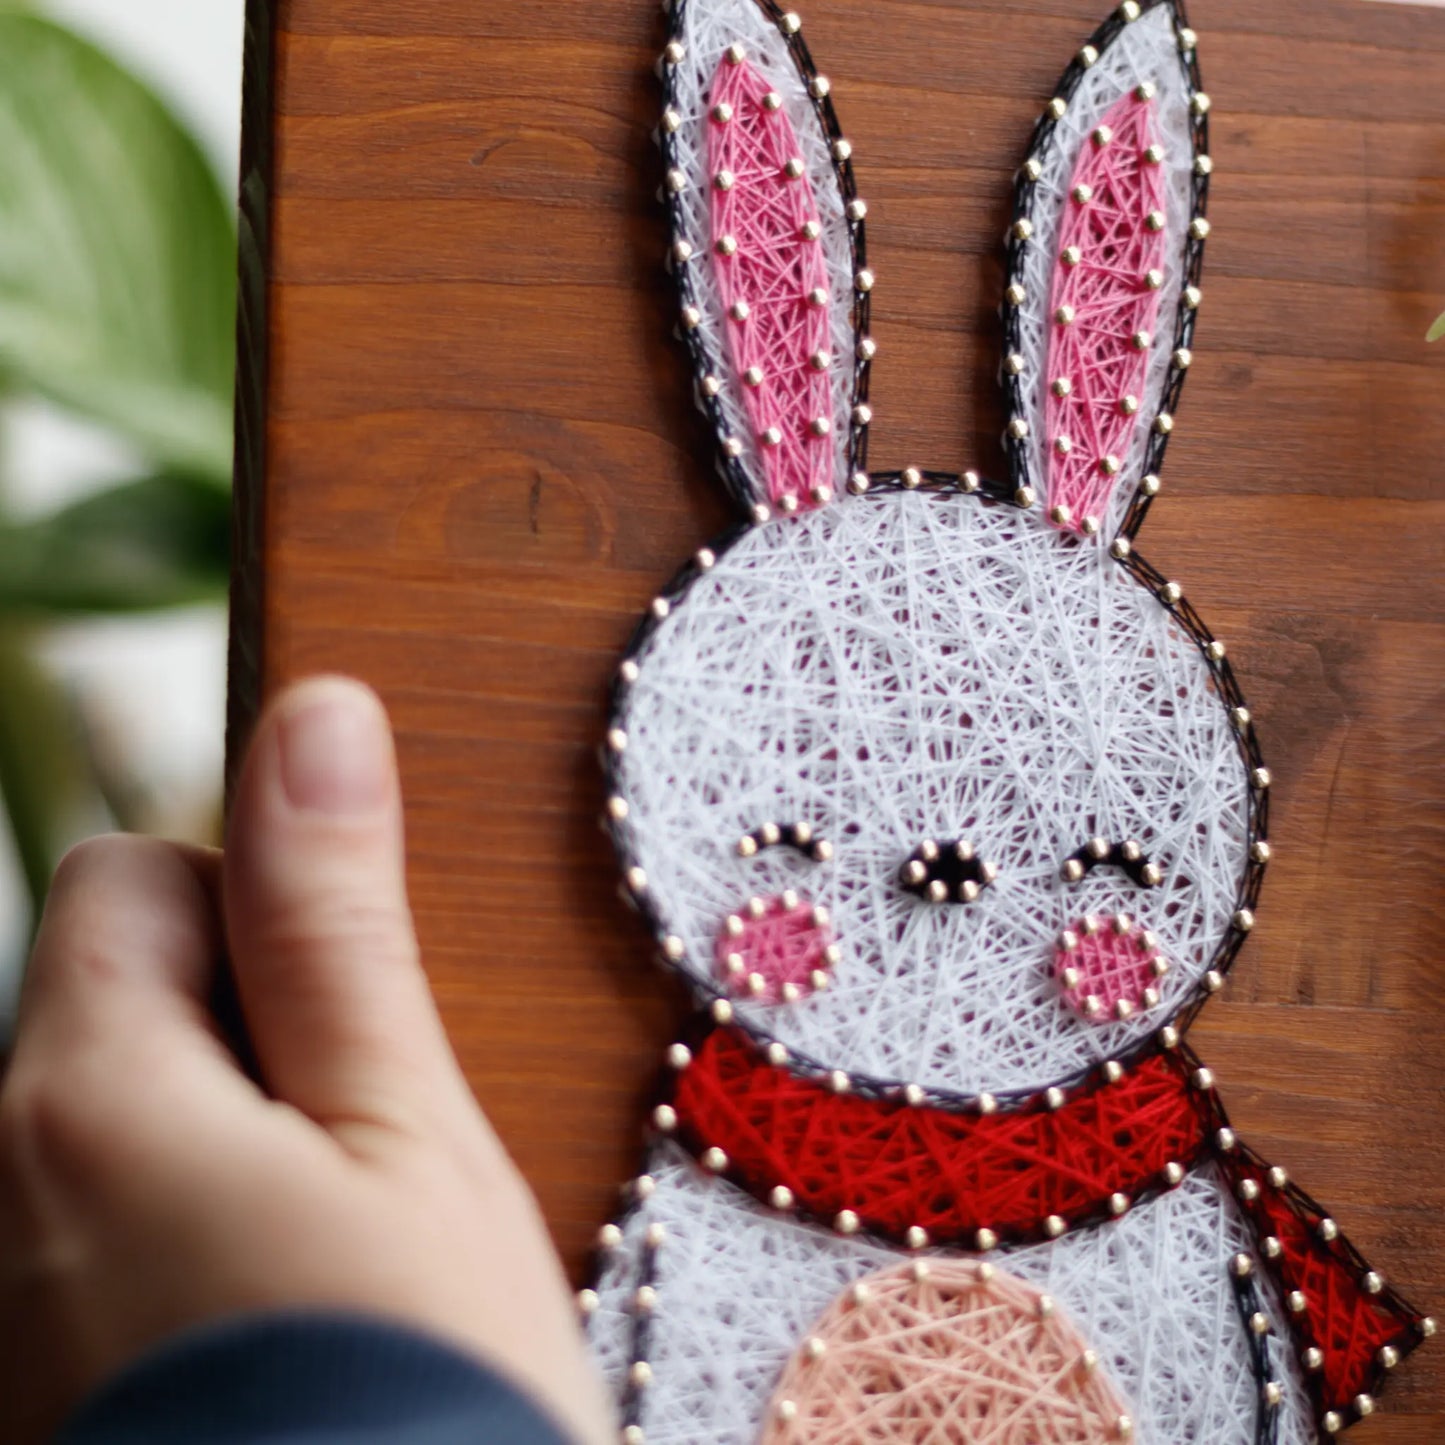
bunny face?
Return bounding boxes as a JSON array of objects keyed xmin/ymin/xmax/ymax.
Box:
[
  {"xmin": 609, "ymin": 0, "xmax": 1268, "ymax": 1100},
  {"xmin": 608, "ymin": 489, "xmax": 1253, "ymax": 1097}
]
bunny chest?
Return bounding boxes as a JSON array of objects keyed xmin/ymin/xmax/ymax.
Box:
[{"xmin": 590, "ymin": 1136, "xmax": 1317, "ymax": 1445}]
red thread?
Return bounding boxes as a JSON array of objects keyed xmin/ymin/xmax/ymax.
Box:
[
  {"xmin": 709, "ymin": 56, "xmax": 834, "ymax": 510},
  {"xmin": 714, "ymin": 894, "xmax": 833, "ymax": 1003},
  {"xmin": 671, "ymin": 1025, "xmax": 1212, "ymax": 1245},
  {"xmin": 662, "ymin": 1022, "xmax": 1428, "ymax": 1429},
  {"xmin": 1053, "ymin": 914, "xmax": 1167, "ymax": 1025},
  {"xmin": 1045, "ymin": 91, "xmax": 1167, "ymax": 532},
  {"xmin": 1229, "ymin": 1160, "xmax": 1426, "ymax": 1418}
]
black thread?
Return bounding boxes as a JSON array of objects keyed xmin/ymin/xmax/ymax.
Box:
[
  {"xmin": 1228, "ymin": 1262, "xmax": 1283, "ymax": 1445},
  {"xmin": 1062, "ymin": 837, "xmax": 1162, "ymax": 889},
  {"xmin": 1000, "ymin": 0, "xmax": 1210, "ymax": 538},
  {"xmin": 1224, "ymin": 1135, "xmax": 1433, "ymax": 1434},
  {"xmin": 658, "ymin": 0, "xmax": 870, "ymax": 515},
  {"xmin": 619, "ymin": 1231, "xmax": 662, "ymax": 1433},
  {"xmin": 739, "ymin": 820, "xmax": 832, "ymax": 862},
  {"xmin": 899, "ymin": 838, "xmax": 996, "ymax": 904},
  {"xmin": 603, "ymin": 473, "xmax": 1269, "ymax": 1107}
]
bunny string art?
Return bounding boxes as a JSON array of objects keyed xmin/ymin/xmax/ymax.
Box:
[{"xmin": 582, "ymin": 2, "xmax": 1432, "ymax": 1441}]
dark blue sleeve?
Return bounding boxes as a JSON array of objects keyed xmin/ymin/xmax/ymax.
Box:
[{"xmin": 56, "ymin": 1312, "xmax": 578, "ymax": 1445}]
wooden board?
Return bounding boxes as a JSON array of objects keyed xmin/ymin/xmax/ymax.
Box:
[{"xmin": 233, "ymin": 1, "xmax": 1445, "ymax": 1434}]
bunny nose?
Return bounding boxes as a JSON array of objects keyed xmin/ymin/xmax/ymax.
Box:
[
  {"xmin": 1053, "ymin": 913, "xmax": 1169, "ymax": 1023},
  {"xmin": 899, "ymin": 838, "xmax": 997, "ymax": 903},
  {"xmin": 715, "ymin": 893, "xmax": 837, "ymax": 1003}
]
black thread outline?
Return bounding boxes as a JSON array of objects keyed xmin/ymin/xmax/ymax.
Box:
[
  {"xmin": 618, "ymin": 0, "xmax": 1262, "ymax": 1110},
  {"xmin": 658, "ymin": 0, "xmax": 871, "ymax": 514},
  {"xmin": 1000, "ymin": 0, "xmax": 1209, "ymax": 541},
  {"xmin": 594, "ymin": 5, "xmax": 1430, "ymax": 1434},
  {"xmin": 1229, "ymin": 1265, "xmax": 1283, "ymax": 1445},
  {"xmin": 1061, "ymin": 837, "xmax": 1163, "ymax": 890},
  {"xmin": 619, "ymin": 1230, "xmax": 661, "ymax": 1435},
  {"xmin": 737, "ymin": 820, "xmax": 834, "ymax": 862},
  {"xmin": 604, "ymin": 471, "xmax": 1267, "ymax": 1112}
]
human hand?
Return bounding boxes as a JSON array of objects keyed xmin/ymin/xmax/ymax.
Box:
[{"xmin": 0, "ymin": 677, "xmax": 609, "ymax": 1445}]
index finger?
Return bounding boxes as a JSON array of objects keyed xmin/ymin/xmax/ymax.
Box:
[{"xmin": 10, "ymin": 835, "xmax": 226, "ymax": 1072}]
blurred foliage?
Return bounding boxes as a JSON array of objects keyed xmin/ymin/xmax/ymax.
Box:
[
  {"xmin": 0, "ymin": 473, "xmax": 230, "ymax": 614},
  {"xmin": 0, "ymin": 8, "xmax": 235, "ymax": 945},
  {"xmin": 0, "ymin": 10, "xmax": 236, "ymax": 477},
  {"xmin": 1430, "ymin": 312, "xmax": 1445, "ymax": 344}
]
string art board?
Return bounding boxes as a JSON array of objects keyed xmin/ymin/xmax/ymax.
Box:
[{"xmin": 577, "ymin": 2, "xmax": 1435, "ymax": 1441}]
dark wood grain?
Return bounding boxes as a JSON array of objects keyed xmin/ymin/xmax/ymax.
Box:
[
  {"xmin": 235, "ymin": 1, "xmax": 1445, "ymax": 1434},
  {"xmin": 227, "ymin": 0, "xmax": 275, "ymax": 802}
]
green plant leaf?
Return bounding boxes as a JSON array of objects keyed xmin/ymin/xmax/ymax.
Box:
[
  {"xmin": 0, "ymin": 473, "xmax": 231, "ymax": 614},
  {"xmin": 0, "ymin": 628, "xmax": 93, "ymax": 923},
  {"xmin": 0, "ymin": 12, "xmax": 236, "ymax": 483},
  {"xmin": 1428, "ymin": 311, "xmax": 1445, "ymax": 343}
]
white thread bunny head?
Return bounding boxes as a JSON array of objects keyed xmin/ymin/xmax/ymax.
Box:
[{"xmin": 605, "ymin": 0, "xmax": 1267, "ymax": 1101}]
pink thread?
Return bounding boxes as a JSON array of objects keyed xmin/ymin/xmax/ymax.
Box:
[
  {"xmin": 708, "ymin": 55, "xmax": 834, "ymax": 511},
  {"xmin": 761, "ymin": 1260, "xmax": 1132, "ymax": 1443},
  {"xmin": 714, "ymin": 894, "xmax": 833, "ymax": 1003},
  {"xmin": 1044, "ymin": 91, "xmax": 1167, "ymax": 533},
  {"xmin": 1053, "ymin": 914, "xmax": 1167, "ymax": 1024}
]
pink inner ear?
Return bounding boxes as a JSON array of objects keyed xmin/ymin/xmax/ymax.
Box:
[
  {"xmin": 708, "ymin": 56, "xmax": 835, "ymax": 512},
  {"xmin": 1044, "ymin": 91, "xmax": 1169, "ymax": 534}
]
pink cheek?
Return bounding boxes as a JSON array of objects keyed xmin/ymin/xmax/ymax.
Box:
[
  {"xmin": 1053, "ymin": 914, "xmax": 1170, "ymax": 1024},
  {"xmin": 715, "ymin": 895, "xmax": 836, "ymax": 1003}
]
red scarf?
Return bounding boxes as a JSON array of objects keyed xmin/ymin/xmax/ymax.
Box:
[{"xmin": 665, "ymin": 1018, "xmax": 1427, "ymax": 1426}]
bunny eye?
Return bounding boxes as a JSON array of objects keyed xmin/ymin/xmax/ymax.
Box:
[
  {"xmin": 900, "ymin": 838, "xmax": 998, "ymax": 904},
  {"xmin": 1059, "ymin": 836, "xmax": 1162, "ymax": 889},
  {"xmin": 736, "ymin": 821, "xmax": 833, "ymax": 863}
]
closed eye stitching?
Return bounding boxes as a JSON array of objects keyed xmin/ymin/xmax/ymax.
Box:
[
  {"xmin": 736, "ymin": 820, "xmax": 834, "ymax": 862},
  {"xmin": 1060, "ymin": 834, "xmax": 1163, "ymax": 889}
]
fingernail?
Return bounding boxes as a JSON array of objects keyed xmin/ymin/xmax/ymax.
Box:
[{"xmin": 276, "ymin": 681, "xmax": 393, "ymax": 816}]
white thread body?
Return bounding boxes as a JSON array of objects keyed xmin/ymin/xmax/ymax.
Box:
[
  {"xmin": 1011, "ymin": 3, "xmax": 1197, "ymax": 534},
  {"xmin": 590, "ymin": 1142, "xmax": 1314, "ymax": 1443},
  {"xmin": 611, "ymin": 492, "xmax": 1249, "ymax": 1098}
]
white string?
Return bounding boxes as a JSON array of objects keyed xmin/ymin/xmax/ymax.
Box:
[
  {"xmin": 1012, "ymin": 4, "xmax": 1197, "ymax": 535},
  {"xmin": 613, "ymin": 492, "xmax": 1249, "ymax": 1098},
  {"xmin": 598, "ymin": 8, "xmax": 1281, "ymax": 1441},
  {"xmin": 666, "ymin": 0, "xmax": 857, "ymax": 504},
  {"xmin": 591, "ymin": 1144, "xmax": 1314, "ymax": 1444}
]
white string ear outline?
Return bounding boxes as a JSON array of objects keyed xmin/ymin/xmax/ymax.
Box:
[
  {"xmin": 659, "ymin": 0, "xmax": 875, "ymax": 519},
  {"xmin": 1000, "ymin": 0, "xmax": 1212, "ymax": 542}
]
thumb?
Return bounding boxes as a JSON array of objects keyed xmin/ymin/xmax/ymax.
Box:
[{"xmin": 223, "ymin": 676, "xmax": 468, "ymax": 1137}]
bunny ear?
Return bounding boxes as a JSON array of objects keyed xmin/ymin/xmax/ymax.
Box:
[
  {"xmin": 659, "ymin": 1, "xmax": 873, "ymax": 520},
  {"xmin": 1001, "ymin": 1, "xmax": 1209, "ymax": 540}
]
